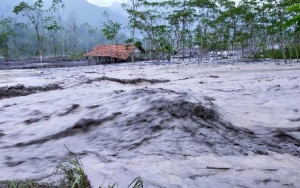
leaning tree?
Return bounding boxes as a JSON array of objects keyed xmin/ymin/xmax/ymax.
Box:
[{"xmin": 13, "ymin": 0, "xmax": 45, "ymax": 62}]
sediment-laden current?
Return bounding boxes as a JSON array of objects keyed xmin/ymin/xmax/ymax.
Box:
[{"xmin": 0, "ymin": 61, "xmax": 300, "ymax": 187}]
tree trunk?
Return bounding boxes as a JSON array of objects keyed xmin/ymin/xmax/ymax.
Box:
[
  {"xmin": 132, "ymin": 26, "xmax": 135, "ymax": 63},
  {"xmin": 36, "ymin": 28, "xmax": 43, "ymax": 63},
  {"xmin": 280, "ymin": 33, "xmax": 287, "ymax": 64},
  {"xmin": 53, "ymin": 36, "xmax": 57, "ymax": 58},
  {"xmin": 294, "ymin": 30, "xmax": 299, "ymax": 62}
]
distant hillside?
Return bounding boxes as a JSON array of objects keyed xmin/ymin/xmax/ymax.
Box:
[
  {"xmin": 51, "ymin": 0, "xmax": 128, "ymax": 27},
  {"xmin": 0, "ymin": 0, "xmax": 128, "ymax": 28},
  {"xmin": 0, "ymin": 0, "xmax": 34, "ymax": 18},
  {"xmin": 109, "ymin": 2, "xmax": 128, "ymax": 17}
]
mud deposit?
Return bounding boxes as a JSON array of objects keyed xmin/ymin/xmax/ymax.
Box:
[
  {"xmin": 0, "ymin": 61, "xmax": 300, "ymax": 187},
  {"xmin": 0, "ymin": 84, "xmax": 62, "ymax": 99}
]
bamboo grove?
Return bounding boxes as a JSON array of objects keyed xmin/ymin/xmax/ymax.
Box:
[{"xmin": 1, "ymin": 0, "xmax": 300, "ymax": 63}]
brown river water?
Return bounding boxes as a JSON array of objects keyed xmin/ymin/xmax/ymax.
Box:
[{"xmin": 0, "ymin": 60, "xmax": 300, "ymax": 187}]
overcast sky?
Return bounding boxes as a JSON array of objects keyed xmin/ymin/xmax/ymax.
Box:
[{"xmin": 87, "ymin": 0, "xmax": 124, "ymax": 7}]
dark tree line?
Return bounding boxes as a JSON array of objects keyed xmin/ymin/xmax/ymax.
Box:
[
  {"xmin": 123, "ymin": 0, "xmax": 300, "ymax": 63},
  {"xmin": 1, "ymin": 0, "xmax": 300, "ymax": 63}
]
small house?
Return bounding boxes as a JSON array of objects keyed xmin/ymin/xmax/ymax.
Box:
[{"xmin": 84, "ymin": 44, "xmax": 145, "ymax": 63}]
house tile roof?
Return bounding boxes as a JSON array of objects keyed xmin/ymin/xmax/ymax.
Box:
[{"xmin": 84, "ymin": 45, "xmax": 144, "ymax": 60}]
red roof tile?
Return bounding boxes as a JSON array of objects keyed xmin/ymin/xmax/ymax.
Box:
[{"xmin": 84, "ymin": 45, "xmax": 142, "ymax": 60}]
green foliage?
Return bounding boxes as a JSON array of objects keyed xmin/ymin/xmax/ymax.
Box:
[
  {"xmin": 134, "ymin": 41, "xmax": 142, "ymax": 47},
  {"xmin": 43, "ymin": 16, "xmax": 61, "ymax": 57},
  {"xmin": 13, "ymin": 0, "xmax": 44, "ymax": 21},
  {"xmin": 101, "ymin": 21, "xmax": 121, "ymax": 41},
  {"xmin": 0, "ymin": 18, "xmax": 14, "ymax": 58},
  {"xmin": 252, "ymin": 53, "xmax": 261, "ymax": 59},
  {"xmin": 125, "ymin": 38, "xmax": 134, "ymax": 44},
  {"xmin": 44, "ymin": 19, "xmax": 61, "ymax": 32},
  {"xmin": 0, "ymin": 179, "xmax": 53, "ymax": 188},
  {"xmin": 50, "ymin": 0, "xmax": 65, "ymax": 12},
  {"xmin": 101, "ymin": 12, "xmax": 121, "ymax": 43},
  {"xmin": 0, "ymin": 166, "xmax": 143, "ymax": 188},
  {"xmin": 54, "ymin": 148, "xmax": 91, "ymax": 188},
  {"xmin": 99, "ymin": 176, "xmax": 143, "ymax": 188},
  {"xmin": 13, "ymin": 2, "xmax": 30, "ymax": 15},
  {"xmin": 128, "ymin": 177, "xmax": 143, "ymax": 188},
  {"xmin": 3, "ymin": 0, "xmax": 300, "ymax": 61},
  {"xmin": 13, "ymin": 0, "xmax": 45, "ymax": 61},
  {"xmin": 163, "ymin": 43, "xmax": 175, "ymax": 61},
  {"xmin": 284, "ymin": 4, "xmax": 300, "ymax": 28}
]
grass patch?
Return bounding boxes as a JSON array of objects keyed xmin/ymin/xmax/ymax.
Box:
[
  {"xmin": 0, "ymin": 146, "xmax": 144, "ymax": 188},
  {"xmin": 53, "ymin": 154, "xmax": 91, "ymax": 188},
  {"xmin": 0, "ymin": 180, "xmax": 54, "ymax": 188}
]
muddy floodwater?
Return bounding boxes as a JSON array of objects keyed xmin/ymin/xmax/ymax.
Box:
[{"xmin": 0, "ymin": 60, "xmax": 300, "ymax": 187}]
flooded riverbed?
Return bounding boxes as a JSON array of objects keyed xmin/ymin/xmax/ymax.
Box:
[{"xmin": 0, "ymin": 61, "xmax": 300, "ymax": 187}]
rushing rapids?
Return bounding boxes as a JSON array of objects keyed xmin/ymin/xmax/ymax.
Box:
[{"xmin": 0, "ymin": 60, "xmax": 300, "ymax": 187}]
